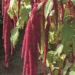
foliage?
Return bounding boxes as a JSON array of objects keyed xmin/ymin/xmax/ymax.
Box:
[{"xmin": 1, "ymin": 0, "xmax": 75, "ymax": 75}]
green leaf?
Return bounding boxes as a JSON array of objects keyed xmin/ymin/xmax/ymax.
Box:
[
  {"xmin": 71, "ymin": 0, "xmax": 75, "ymax": 5},
  {"xmin": 44, "ymin": 0, "xmax": 53, "ymax": 19},
  {"xmin": 7, "ymin": 0, "xmax": 18, "ymax": 18},
  {"xmin": 10, "ymin": 27, "xmax": 19, "ymax": 47},
  {"xmin": 46, "ymin": 51, "xmax": 55, "ymax": 67},
  {"xmin": 24, "ymin": 0, "xmax": 30, "ymax": 5},
  {"xmin": 49, "ymin": 31, "xmax": 55, "ymax": 43},
  {"xmin": 73, "ymin": 38, "xmax": 75, "ymax": 53},
  {"xmin": 16, "ymin": 5, "xmax": 31, "ymax": 29},
  {"xmin": 49, "ymin": 10, "xmax": 55, "ymax": 17},
  {"xmin": 37, "ymin": 2, "xmax": 43, "ymax": 10},
  {"xmin": 63, "ymin": 42, "xmax": 72, "ymax": 54},
  {"xmin": 69, "ymin": 63, "xmax": 75, "ymax": 75},
  {"xmin": 7, "ymin": 8, "xmax": 14, "ymax": 19},
  {"xmin": 61, "ymin": 21, "xmax": 75, "ymax": 44},
  {"xmin": 53, "ymin": 69, "xmax": 58, "ymax": 75},
  {"xmin": 58, "ymin": 0, "xmax": 69, "ymax": 3},
  {"xmin": 62, "ymin": 62, "xmax": 70, "ymax": 75},
  {"xmin": 7, "ymin": 0, "xmax": 15, "ymax": 18},
  {"xmin": 63, "ymin": 0, "xmax": 69, "ymax": 3},
  {"xmin": 69, "ymin": 71, "xmax": 75, "ymax": 75},
  {"xmin": 56, "ymin": 25, "xmax": 63, "ymax": 37},
  {"xmin": 73, "ymin": 28, "xmax": 75, "ymax": 53},
  {"xmin": 54, "ymin": 44, "xmax": 64, "ymax": 56}
]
